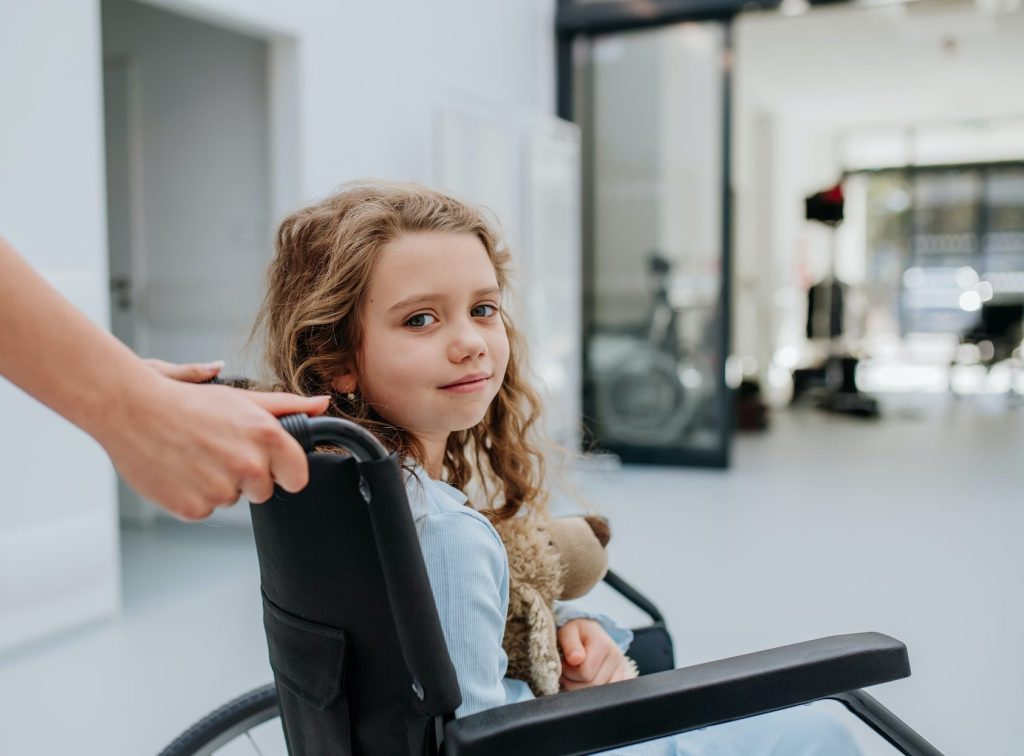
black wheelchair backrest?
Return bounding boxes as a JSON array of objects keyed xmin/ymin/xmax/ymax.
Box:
[{"xmin": 251, "ymin": 449, "xmax": 461, "ymax": 755}]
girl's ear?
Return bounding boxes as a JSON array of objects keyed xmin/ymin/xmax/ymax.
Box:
[{"xmin": 330, "ymin": 369, "xmax": 358, "ymax": 395}]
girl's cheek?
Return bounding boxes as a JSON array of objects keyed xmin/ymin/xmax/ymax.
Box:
[{"xmin": 498, "ymin": 339, "xmax": 511, "ymax": 373}]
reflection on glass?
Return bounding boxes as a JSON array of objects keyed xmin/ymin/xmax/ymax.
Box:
[
  {"xmin": 863, "ymin": 172, "xmax": 912, "ymax": 337},
  {"xmin": 577, "ymin": 23, "xmax": 727, "ymax": 464},
  {"xmin": 984, "ymin": 167, "xmax": 1024, "ymax": 273},
  {"xmin": 907, "ymin": 169, "xmax": 983, "ymax": 333},
  {"xmin": 859, "ymin": 165, "xmax": 1024, "ymax": 338},
  {"xmin": 856, "ymin": 163, "xmax": 1024, "ymax": 395}
]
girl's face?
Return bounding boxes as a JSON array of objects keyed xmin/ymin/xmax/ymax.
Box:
[{"xmin": 341, "ymin": 231, "xmax": 510, "ymax": 462}]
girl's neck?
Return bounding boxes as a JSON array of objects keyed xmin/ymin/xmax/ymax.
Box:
[{"xmin": 416, "ymin": 432, "xmax": 448, "ymax": 480}]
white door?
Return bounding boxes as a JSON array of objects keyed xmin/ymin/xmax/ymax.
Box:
[{"xmin": 104, "ymin": 56, "xmax": 154, "ymax": 526}]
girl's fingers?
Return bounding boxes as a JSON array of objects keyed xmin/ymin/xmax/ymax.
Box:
[
  {"xmin": 577, "ymin": 627, "xmax": 615, "ymax": 682},
  {"xmin": 609, "ymin": 661, "xmax": 632, "ymax": 684},
  {"xmin": 557, "ymin": 622, "xmax": 587, "ymax": 668},
  {"xmin": 563, "ymin": 640, "xmax": 609, "ymax": 683},
  {"xmin": 561, "ymin": 653, "xmax": 627, "ymax": 690},
  {"xmin": 578, "ymin": 646, "xmax": 608, "ymax": 682},
  {"xmin": 592, "ymin": 649, "xmax": 621, "ymax": 686},
  {"xmin": 560, "ymin": 674, "xmax": 590, "ymax": 692}
]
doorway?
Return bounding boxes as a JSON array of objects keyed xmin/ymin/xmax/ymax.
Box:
[{"xmin": 101, "ymin": 0, "xmax": 288, "ymax": 526}]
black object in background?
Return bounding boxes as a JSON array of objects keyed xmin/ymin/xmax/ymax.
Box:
[
  {"xmin": 805, "ymin": 184, "xmax": 845, "ymax": 225},
  {"xmin": 806, "ymin": 279, "xmax": 847, "ymax": 340}
]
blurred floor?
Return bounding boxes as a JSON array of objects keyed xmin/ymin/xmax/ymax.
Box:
[{"xmin": 0, "ymin": 393, "xmax": 1020, "ymax": 755}]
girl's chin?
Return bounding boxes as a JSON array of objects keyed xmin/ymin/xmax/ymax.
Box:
[
  {"xmin": 450, "ymin": 416, "xmax": 487, "ymax": 433},
  {"xmin": 448, "ymin": 408, "xmax": 491, "ymax": 432}
]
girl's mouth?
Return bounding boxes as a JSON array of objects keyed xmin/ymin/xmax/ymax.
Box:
[{"xmin": 440, "ymin": 373, "xmax": 490, "ymax": 393}]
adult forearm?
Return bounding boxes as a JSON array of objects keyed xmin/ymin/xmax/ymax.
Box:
[
  {"xmin": 1, "ymin": 235, "xmax": 331, "ymax": 519},
  {"xmin": 0, "ymin": 236, "xmax": 152, "ymax": 444}
]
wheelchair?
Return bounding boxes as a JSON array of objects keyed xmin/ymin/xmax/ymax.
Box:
[{"xmin": 159, "ymin": 415, "xmax": 942, "ymax": 755}]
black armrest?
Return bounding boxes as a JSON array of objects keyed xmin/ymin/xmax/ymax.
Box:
[{"xmin": 443, "ymin": 632, "xmax": 910, "ymax": 756}]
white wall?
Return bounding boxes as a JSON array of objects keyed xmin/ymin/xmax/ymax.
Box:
[
  {"xmin": 128, "ymin": 0, "xmax": 556, "ymax": 188},
  {"xmin": 102, "ymin": 0, "xmax": 273, "ymax": 374},
  {"xmin": 0, "ymin": 0, "xmax": 121, "ymax": 653},
  {"xmin": 1, "ymin": 0, "xmax": 560, "ymax": 649},
  {"xmin": 733, "ymin": 0, "xmax": 1024, "ymax": 375}
]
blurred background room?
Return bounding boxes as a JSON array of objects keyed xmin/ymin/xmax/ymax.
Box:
[{"xmin": 1, "ymin": 0, "xmax": 1021, "ymax": 753}]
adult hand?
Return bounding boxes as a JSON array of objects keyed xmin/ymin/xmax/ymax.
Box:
[
  {"xmin": 557, "ymin": 618, "xmax": 634, "ymax": 691},
  {"xmin": 97, "ymin": 374, "xmax": 330, "ymax": 521}
]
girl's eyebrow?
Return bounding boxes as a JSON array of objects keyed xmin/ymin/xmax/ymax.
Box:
[{"xmin": 387, "ymin": 286, "xmax": 500, "ymax": 313}]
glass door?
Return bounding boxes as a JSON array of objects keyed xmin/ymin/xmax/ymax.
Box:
[{"xmin": 574, "ymin": 21, "xmax": 732, "ymax": 466}]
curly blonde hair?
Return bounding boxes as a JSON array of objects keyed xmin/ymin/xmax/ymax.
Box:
[{"xmin": 254, "ymin": 180, "xmax": 547, "ymax": 520}]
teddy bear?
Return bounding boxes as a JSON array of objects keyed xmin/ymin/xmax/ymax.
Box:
[{"xmin": 495, "ymin": 513, "xmax": 635, "ymax": 697}]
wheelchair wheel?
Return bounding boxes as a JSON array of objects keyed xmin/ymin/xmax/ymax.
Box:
[{"xmin": 158, "ymin": 684, "xmax": 281, "ymax": 756}]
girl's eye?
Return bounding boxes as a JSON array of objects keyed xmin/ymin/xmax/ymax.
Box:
[
  {"xmin": 406, "ymin": 313, "xmax": 437, "ymax": 328},
  {"xmin": 471, "ymin": 303, "xmax": 498, "ymax": 318}
]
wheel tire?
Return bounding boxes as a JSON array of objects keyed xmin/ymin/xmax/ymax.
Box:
[{"xmin": 158, "ymin": 684, "xmax": 280, "ymax": 756}]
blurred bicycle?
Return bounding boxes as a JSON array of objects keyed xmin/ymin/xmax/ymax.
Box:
[{"xmin": 591, "ymin": 254, "xmax": 711, "ymax": 446}]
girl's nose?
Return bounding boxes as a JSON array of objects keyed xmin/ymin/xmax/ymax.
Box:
[{"xmin": 448, "ymin": 320, "xmax": 487, "ymax": 362}]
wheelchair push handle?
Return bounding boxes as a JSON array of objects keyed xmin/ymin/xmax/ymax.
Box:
[{"xmin": 278, "ymin": 413, "xmax": 389, "ymax": 462}]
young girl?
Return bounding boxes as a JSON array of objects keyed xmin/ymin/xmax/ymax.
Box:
[{"xmin": 257, "ymin": 180, "xmax": 861, "ymax": 755}]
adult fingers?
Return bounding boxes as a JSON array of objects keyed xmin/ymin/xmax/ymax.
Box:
[
  {"xmin": 557, "ymin": 623, "xmax": 586, "ymax": 668},
  {"xmin": 169, "ymin": 479, "xmax": 237, "ymax": 521},
  {"xmin": 239, "ymin": 393, "xmax": 331, "ymax": 494},
  {"xmin": 217, "ymin": 410, "xmax": 308, "ymax": 497},
  {"xmin": 145, "ymin": 358, "xmax": 224, "ymax": 383},
  {"xmin": 239, "ymin": 473, "xmax": 275, "ymax": 505},
  {"xmin": 216, "ymin": 391, "xmax": 329, "ymax": 497},
  {"xmin": 266, "ymin": 431, "xmax": 312, "ymax": 494},
  {"xmin": 246, "ymin": 391, "xmax": 331, "ymax": 417}
]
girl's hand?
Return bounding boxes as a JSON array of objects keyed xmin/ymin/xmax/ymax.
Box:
[
  {"xmin": 144, "ymin": 357, "xmax": 224, "ymax": 383},
  {"xmin": 557, "ymin": 618, "xmax": 634, "ymax": 691}
]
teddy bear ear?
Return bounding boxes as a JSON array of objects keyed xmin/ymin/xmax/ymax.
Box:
[{"xmin": 583, "ymin": 515, "xmax": 611, "ymax": 547}]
